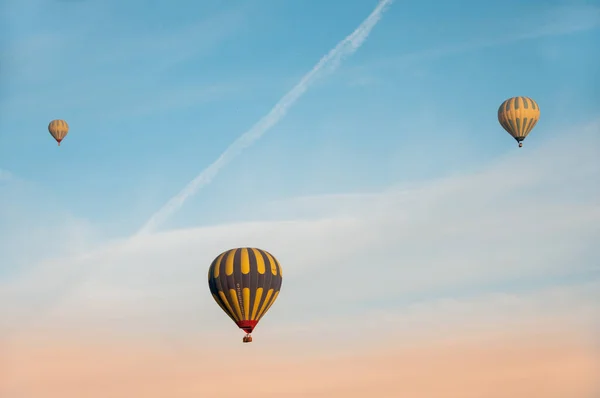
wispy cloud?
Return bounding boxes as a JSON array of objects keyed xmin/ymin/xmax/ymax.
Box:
[
  {"xmin": 136, "ymin": 0, "xmax": 395, "ymax": 236},
  {"xmin": 0, "ymin": 5, "xmax": 247, "ymax": 118},
  {"xmin": 360, "ymin": 4, "xmax": 600, "ymax": 71},
  {"xmin": 4, "ymin": 3, "xmax": 246, "ymax": 80},
  {"xmin": 2, "ymin": 283, "xmax": 598, "ymax": 398},
  {"xmin": 0, "ymin": 174, "xmax": 98, "ymax": 281},
  {"xmin": 2, "ymin": 118, "xmax": 597, "ymax": 339},
  {"xmin": 0, "ymin": 169, "xmax": 12, "ymax": 181}
]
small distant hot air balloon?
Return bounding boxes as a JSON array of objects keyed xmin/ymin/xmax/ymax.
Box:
[
  {"xmin": 497, "ymin": 97, "xmax": 540, "ymax": 148},
  {"xmin": 48, "ymin": 119, "xmax": 69, "ymax": 146},
  {"xmin": 208, "ymin": 247, "xmax": 283, "ymax": 343}
]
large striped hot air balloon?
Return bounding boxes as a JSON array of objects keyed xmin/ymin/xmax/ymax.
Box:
[
  {"xmin": 208, "ymin": 247, "xmax": 283, "ymax": 343},
  {"xmin": 48, "ymin": 119, "xmax": 69, "ymax": 146},
  {"xmin": 497, "ymin": 96, "xmax": 540, "ymax": 148}
]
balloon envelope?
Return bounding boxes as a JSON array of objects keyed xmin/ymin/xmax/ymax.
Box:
[
  {"xmin": 48, "ymin": 119, "xmax": 69, "ymax": 146},
  {"xmin": 497, "ymin": 96, "xmax": 540, "ymax": 146},
  {"xmin": 208, "ymin": 247, "xmax": 283, "ymax": 335}
]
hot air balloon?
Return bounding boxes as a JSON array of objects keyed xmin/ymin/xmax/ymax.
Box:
[
  {"xmin": 48, "ymin": 119, "xmax": 69, "ymax": 146},
  {"xmin": 497, "ymin": 96, "xmax": 540, "ymax": 147},
  {"xmin": 208, "ymin": 247, "xmax": 283, "ymax": 343}
]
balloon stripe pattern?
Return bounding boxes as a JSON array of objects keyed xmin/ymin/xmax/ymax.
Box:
[
  {"xmin": 48, "ymin": 119, "xmax": 69, "ymax": 146},
  {"xmin": 497, "ymin": 96, "xmax": 540, "ymax": 143},
  {"xmin": 208, "ymin": 247, "xmax": 283, "ymax": 334}
]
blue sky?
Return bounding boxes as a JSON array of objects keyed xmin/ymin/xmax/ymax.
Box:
[
  {"xmin": 0, "ymin": 0, "xmax": 599, "ymax": 344},
  {"xmin": 1, "ymin": 0, "xmax": 598, "ymax": 233}
]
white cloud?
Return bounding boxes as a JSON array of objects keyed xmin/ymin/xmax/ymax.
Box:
[
  {"xmin": 355, "ymin": 4, "xmax": 600, "ymax": 72},
  {"xmin": 0, "ymin": 169, "xmax": 12, "ymax": 181},
  {"xmin": 0, "ymin": 5, "xmax": 247, "ymax": 117},
  {"xmin": 0, "ymin": 173, "xmax": 99, "ymax": 275},
  {"xmin": 264, "ymin": 281, "xmax": 600, "ymax": 351},
  {"xmin": 1, "ymin": 119, "xmax": 598, "ymax": 344}
]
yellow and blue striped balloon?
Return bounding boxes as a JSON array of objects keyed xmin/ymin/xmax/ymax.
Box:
[
  {"xmin": 497, "ymin": 96, "xmax": 540, "ymax": 147},
  {"xmin": 208, "ymin": 247, "xmax": 283, "ymax": 342}
]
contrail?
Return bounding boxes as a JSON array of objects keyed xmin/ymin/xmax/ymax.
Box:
[
  {"xmin": 136, "ymin": 0, "xmax": 394, "ymax": 236},
  {"xmin": 0, "ymin": 1, "xmax": 393, "ymax": 339}
]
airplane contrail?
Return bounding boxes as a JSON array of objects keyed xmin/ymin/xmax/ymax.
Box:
[
  {"xmin": 136, "ymin": 0, "xmax": 394, "ymax": 236},
  {"xmin": 0, "ymin": 0, "xmax": 393, "ymax": 340}
]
